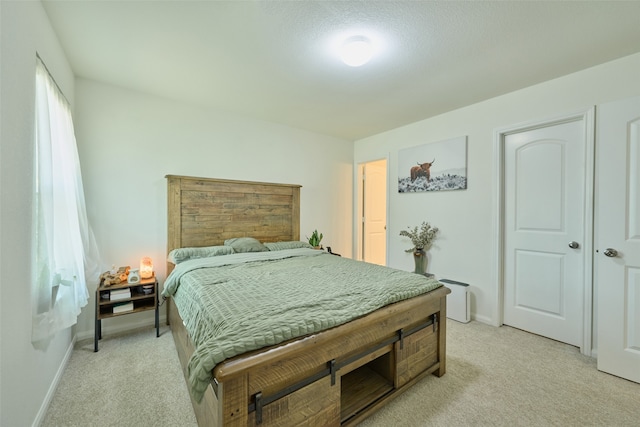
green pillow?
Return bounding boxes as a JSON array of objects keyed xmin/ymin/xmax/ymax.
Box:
[
  {"xmin": 168, "ymin": 245, "xmax": 234, "ymax": 264},
  {"xmin": 264, "ymin": 241, "xmax": 313, "ymax": 251},
  {"xmin": 224, "ymin": 237, "xmax": 269, "ymax": 253}
]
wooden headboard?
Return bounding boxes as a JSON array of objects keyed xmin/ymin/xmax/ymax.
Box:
[{"xmin": 166, "ymin": 175, "xmax": 301, "ymax": 258}]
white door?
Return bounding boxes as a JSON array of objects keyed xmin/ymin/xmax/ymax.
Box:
[
  {"xmin": 503, "ymin": 117, "xmax": 588, "ymax": 347},
  {"xmin": 596, "ymin": 96, "xmax": 640, "ymax": 383},
  {"xmin": 362, "ymin": 159, "xmax": 387, "ymax": 266}
]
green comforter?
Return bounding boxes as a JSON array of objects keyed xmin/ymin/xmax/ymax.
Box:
[{"xmin": 162, "ymin": 248, "xmax": 441, "ymax": 402}]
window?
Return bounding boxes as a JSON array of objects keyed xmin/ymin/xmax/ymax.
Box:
[{"xmin": 32, "ymin": 55, "xmax": 99, "ymax": 348}]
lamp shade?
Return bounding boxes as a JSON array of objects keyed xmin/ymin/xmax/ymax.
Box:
[
  {"xmin": 140, "ymin": 257, "xmax": 153, "ymax": 279},
  {"xmin": 340, "ymin": 35, "xmax": 373, "ymax": 67}
]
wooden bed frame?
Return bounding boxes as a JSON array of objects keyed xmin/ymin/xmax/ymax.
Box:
[{"xmin": 165, "ymin": 175, "xmax": 450, "ymax": 426}]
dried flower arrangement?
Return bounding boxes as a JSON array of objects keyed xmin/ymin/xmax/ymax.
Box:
[{"xmin": 399, "ymin": 221, "xmax": 439, "ymax": 252}]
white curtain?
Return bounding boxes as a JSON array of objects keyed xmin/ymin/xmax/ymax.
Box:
[{"xmin": 32, "ymin": 56, "xmax": 100, "ymax": 348}]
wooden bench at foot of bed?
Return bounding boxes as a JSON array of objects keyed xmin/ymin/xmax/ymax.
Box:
[{"xmin": 169, "ymin": 285, "xmax": 450, "ymax": 427}]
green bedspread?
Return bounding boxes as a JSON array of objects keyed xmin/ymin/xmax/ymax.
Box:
[{"xmin": 162, "ymin": 248, "xmax": 442, "ymax": 402}]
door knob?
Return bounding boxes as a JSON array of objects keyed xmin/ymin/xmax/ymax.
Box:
[
  {"xmin": 603, "ymin": 248, "xmax": 618, "ymax": 257},
  {"xmin": 568, "ymin": 241, "xmax": 579, "ymax": 249}
]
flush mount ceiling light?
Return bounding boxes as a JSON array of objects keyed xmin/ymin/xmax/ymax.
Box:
[{"xmin": 340, "ymin": 35, "xmax": 374, "ymax": 67}]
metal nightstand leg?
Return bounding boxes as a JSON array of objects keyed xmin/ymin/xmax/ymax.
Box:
[
  {"xmin": 94, "ymin": 294, "xmax": 100, "ymax": 352},
  {"xmin": 94, "ymin": 318, "xmax": 101, "ymax": 352}
]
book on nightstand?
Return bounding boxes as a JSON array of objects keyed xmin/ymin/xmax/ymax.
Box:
[
  {"xmin": 112, "ymin": 301, "xmax": 134, "ymax": 314},
  {"xmin": 109, "ymin": 289, "xmax": 131, "ymax": 301}
]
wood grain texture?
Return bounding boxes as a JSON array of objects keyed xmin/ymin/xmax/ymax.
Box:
[
  {"xmin": 165, "ymin": 175, "xmax": 450, "ymax": 426},
  {"xmin": 166, "ymin": 175, "xmax": 301, "ymax": 257},
  {"xmin": 248, "ymin": 377, "xmax": 340, "ymax": 427}
]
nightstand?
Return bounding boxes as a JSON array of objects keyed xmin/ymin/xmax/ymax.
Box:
[{"xmin": 94, "ymin": 276, "xmax": 159, "ymax": 352}]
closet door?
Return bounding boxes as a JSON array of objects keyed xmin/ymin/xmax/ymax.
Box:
[
  {"xmin": 596, "ymin": 96, "xmax": 640, "ymax": 383},
  {"xmin": 503, "ymin": 116, "xmax": 588, "ymax": 347}
]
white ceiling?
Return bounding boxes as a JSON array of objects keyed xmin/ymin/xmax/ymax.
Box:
[{"xmin": 42, "ymin": 0, "xmax": 640, "ymax": 141}]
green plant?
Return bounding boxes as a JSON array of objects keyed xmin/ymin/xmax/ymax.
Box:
[
  {"xmin": 399, "ymin": 222, "xmax": 438, "ymax": 252},
  {"xmin": 307, "ymin": 229, "xmax": 323, "ymax": 247}
]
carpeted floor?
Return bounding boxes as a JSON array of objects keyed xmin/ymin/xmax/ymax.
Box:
[
  {"xmin": 42, "ymin": 320, "xmax": 639, "ymax": 426},
  {"xmin": 42, "ymin": 326, "xmax": 197, "ymax": 427}
]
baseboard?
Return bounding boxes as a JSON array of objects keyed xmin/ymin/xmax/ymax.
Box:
[
  {"xmin": 470, "ymin": 313, "xmax": 493, "ymax": 325},
  {"xmin": 32, "ymin": 334, "xmax": 76, "ymax": 427},
  {"xmin": 75, "ymin": 314, "xmax": 167, "ymax": 342}
]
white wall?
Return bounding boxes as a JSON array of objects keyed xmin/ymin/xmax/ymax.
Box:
[
  {"xmin": 0, "ymin": 2, "xmax": 77, "ymax": 426},
  {"xmin": 354, "ymin": 52, "xmax": 640, "ymax": 325},
  {"xmin": 0, "ymin": 5, "xmax": 352, "ymax": 422},
  {"xmin": 4, "ymin": 5, "xmax": 639, "ymax": 424},
  {"xmin": 73, "ymin": 79, "xmax": 354, "ymax": 338}
]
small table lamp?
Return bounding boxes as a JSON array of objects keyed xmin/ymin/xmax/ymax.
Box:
[{"xmin": 140, "ymin": 256, "xmax": 154, "ymax": 279}]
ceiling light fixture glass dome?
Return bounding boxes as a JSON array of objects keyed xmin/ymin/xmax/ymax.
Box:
[{"xmin": 340, "ymin": 35, "xmax": 373, "ymax": 67}]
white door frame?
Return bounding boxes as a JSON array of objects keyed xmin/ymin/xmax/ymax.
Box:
[
  {"xmin": 491, "ymin": 108, "xmax": 595, "ymax": 356},
  {"xmin": 354, "ymin": 156, "xmax": 389, "ymax": 263}
]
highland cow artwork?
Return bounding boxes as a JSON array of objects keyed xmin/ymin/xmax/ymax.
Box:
[{"xmin": 398, "ymin": 136, "xmax": 467, "ymax": 193}]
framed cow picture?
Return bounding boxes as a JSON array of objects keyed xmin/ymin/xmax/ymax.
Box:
[{"xmin": 398, "ymin": 136, "xmax": 467, "ymax": 193}]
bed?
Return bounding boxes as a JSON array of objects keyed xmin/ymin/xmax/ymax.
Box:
[{"xmin": 164, "ymin": 175, "xmax": 450, "ymax": 426}]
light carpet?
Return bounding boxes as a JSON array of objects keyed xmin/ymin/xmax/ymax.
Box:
[{"xmin": 42, "ymin": 321, "xmax": 639, "ymax": 426}]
